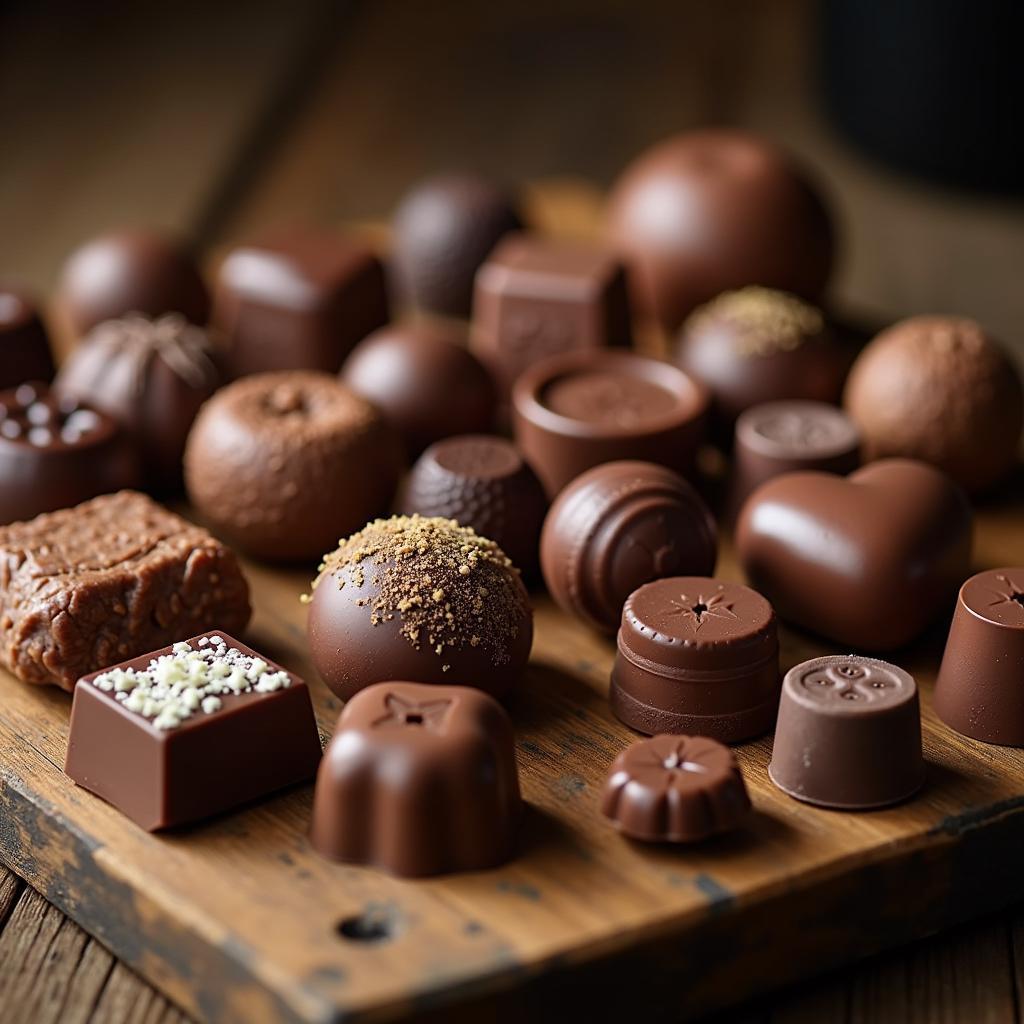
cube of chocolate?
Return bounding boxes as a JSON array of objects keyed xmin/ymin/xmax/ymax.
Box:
[
  {"xmin": 212, "ymin": 230, "xmax": 389, "ymax": 378},
  {"xmin": 65, "ymin": 632, "xmax": 322, "ymax": 830},
  {"xmin": 471, "ymin": 234, "xmax": 632, "ymax": 396}
]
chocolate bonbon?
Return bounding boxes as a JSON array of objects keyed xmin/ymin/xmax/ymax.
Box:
[
  {"xmin": 310, "ymin": 681, "xmax": 521, "ymax": 876},
  {"xmin": 65, "ymin": 632, "xmax": 321, "ymax": 831},
  {"xmin": 844, "ymin": 315, "xmax": 1023, "ymax": 493},
  {"xmin": 934, "ymin": 569, "xmax": 1024, "ymax": 745},
  {"xmin": 341, "ymin": 321, "xmax": 496, "ymax": 457},
  {"xmin": 0, "ymin": 491, "xmax": 251, "ymax": 691},
  {"xmin": 401, "ymin": 435, "xmax": 547, "ymax": 579},
  {"xmin": 769, "ymin": 655, "xmax": 924, "ymax": 809},
  {"xmin": 540, "ymin": 461, "xmax": 716, "ymax": 633},
  {"xmin": 212, "ymin": 230, "xmax": 388, "ymax": 378},
  {"xmin": 606, "ymin": 129, "xmax": 834, "ymax": 330},
  {"xmin": 736, "ymin": 459, "xmax": 972, "ymax": 650},
  {"xmin": 0, "ymin": 384, "xmax": 139, "ymax": 525},
  {"xmin": 512, "ymin": 349, "xmax": 709, "ymax": 497},
  {"xmin": 611, "ymin": 577, "xmax": 780, "ymax": 742},
  {"xmin": 307, "ymin": 516, "xmax": 532, "ymax": 701},
  {"xmin": 0, "ymin": 286, "xmax": 55, "ymax": 388},
  {"xmin": 601, "ymin": 734, "xmax": 751, "ymax": 842}
]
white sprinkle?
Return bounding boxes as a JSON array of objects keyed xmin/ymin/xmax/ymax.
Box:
[{"xmin": 201, "ymin": 696, "xmax": 222, "ymax": 714}]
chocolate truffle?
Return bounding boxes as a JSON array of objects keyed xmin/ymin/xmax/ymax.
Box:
[
  {"xmin": 541, "ymin": 461, "xmax": 716, "ymax": 634},
  {"xmin": 0, "ymin": 286, "xmax": 55, "ymax": 388},
  {"xmin": 512, "ymin": 349, "xmax": 709, "ymax": 497},
  {"xmin": 310, "ymin": 681, "xmax": 521, "ymax": 876},
  {"xmin": 472, "ymin": 234, "xmax": 632, "ymax": 398},
  {"xmin": 0, "ymin": 384, "xmax": 139, "ymax": 525},
  {"xmin": 401, "ymin": 435, "xmax": 547, "ymax": 578},
  {"xmin": 55, "ymin": 313, "xmax": 220, "ymax": 493},
  {"xmin": 66, "ymin": 632, "xmax": 322, "ymax": 831},
  {"xmin": 601, "ymin": 734, "xmax": 751, "ymax": 842},
  {"xmin": 611, "ymin": 577, "xmax": 780, "ymax": 742},
  {"xmin": 843, "ymin": 315, "xmax": 1023, "ymax": 492},
  {"xmin": 769, "ymin": 655, "xmax": 924, "ymax": 809},
  {"xmin": 606, "ymin": 130, "xmax": 834, "ymax": 331},
  {"xmin": 212, "ymin": 230, "xmax": 388, "ymax": 378},
  {"xmin": 675, "ymin": 287, "xmax": 850, "ymax": 435},
  {"xmin": 391, "ymin": 173, "xmax": 523, "ymax": 318},
  {"xmin": 736, "ymin": 459, "xmax": 972, "ymax": 650},
  {"xmin": 307, "ymin": 516, "xmax": 532, "ymax": 701},
  {"xmin": 934, "ymin": 569, "xmax": 1024, "ymax": 746},
  {"xmin": 341, "ymin": 321, "xmax": 496, "ymax": 457},
  {"xmin": 58, "ymin": 229, "xmax": 210, "ymax": 338},
  {"xmin": 184, "ymin": 371, "xmax": 401, "ymax": 562}
]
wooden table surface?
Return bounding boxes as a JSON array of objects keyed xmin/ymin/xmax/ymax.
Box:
[{"xmin": 2, "ymin": 1, "xmax": 1023, "ymax": 1021}]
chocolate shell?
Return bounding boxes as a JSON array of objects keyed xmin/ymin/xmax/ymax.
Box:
[{"xmin": 0, "ymin": 286, "xmax": 55, "ymax": 389}]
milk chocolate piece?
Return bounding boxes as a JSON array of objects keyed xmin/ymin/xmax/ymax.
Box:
[
  {"xmin": 512, "ymin": 349, "xmax": 709, "ymax": 497},
  {"xmin": 0, "ymin": 286, "xmax": 55, "ymax": 388},
  {"xmin": 213, "ymin": 231, "xmax": 388, "ymax": 378},
  {"xmin": 0, "ymin": 384, "xmax": 139, "ymax": 525},
  {"xmin": 769, "ymin": 655, "xmax": 924, "ymax": 809},
  {"xmin": 541, "ymin": 461, "xmax": 716, "ymax": 633},
  {"xmin": 601, "ymin": 734, "xmax": 751, "ymax": 842},
  {"xmin": 65, "ymin": 632, "xmax": 321, "ymax": 831},
  {"xmin": 611, "ymin": 577, "xmax": 780, "ymax": 742},
  {"xmin": 311, "ymin": 681, "xmax": 521, "ymax": 876},
  {"xmin": 473, "ymin": 234, "xmax": 632, "ymax": 397},
  {"xmin": 736, "ymin": 459, "xmax": 972, "ymax": 650},
  {"xmin": 934, "ymin": 569, "xmax": 1024, "ymax": 745},
  {"xmin": 0, "ymin": 491, "xmax": 251, "ymax": 691}
]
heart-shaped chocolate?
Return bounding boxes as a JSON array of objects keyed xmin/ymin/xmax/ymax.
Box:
[{"xmin": 735, "ymin": 458, "xmax": 972, "ymax": 650}]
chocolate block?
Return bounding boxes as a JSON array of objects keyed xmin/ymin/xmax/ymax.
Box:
[
  {"xmin": 65, "ymin": 632, "xmax": 322, "ymax": 830},
  {"xmin": 213, "ymin": 231, "xmax": 388, "ymax": 378},
  {"xmin": 0, "ymin": 491, "xmax": 250, "ymax": 690},
  {"xmin": 0, "ymin": 285, "xmax": 55, "ymax": 389}
]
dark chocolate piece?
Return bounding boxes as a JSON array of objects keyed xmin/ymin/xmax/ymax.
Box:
[
  {"xmin": 0, "ymin": 286, "xmax": 55, "ymax": 388},
  {"xmin": 307, "ymin": 516, "xmax": 532, "ymax": 701},
  {"xmin": 512, "ymin": 349, "xmax": 709, "ymax": 497},
  {"xmin": 606, "ymin": 129, "xmax": 834, "ymax": 331},
  {"xmin": 601, "ymin": 734, "xmax": 751, "ymax": 842},
  {"xmin": 0, "ymin": 384, "xmax": 139, "ymax": 525},
  {"xmin": 400, "ymin": 435, "xmax": 547, "ymax": 579},
  {"xmin": 184, "ymin": 371, "xmax": 402, "ymax": 562},
  {"xmin": 341, "ymin": 320, "xmax": 496, "ymax": 457},
  {"xmin": 212, "ymin": 231, "xmax": 388, "ymax": 378},
  {"xmin": 391, "ymin": 173, "xmax": 523, "ymax": 318},
  {"xmin": 611, "ymin": 576, "xmax": 780, "ymax": 742},
  {"xmin": 0, "ymin": 491, "xmax": 251, "ymax": 691},
  {"xmin": 934, "ymin": 569, "xmax": 1024, "ymax": 745},
  {"xmin": 735, "ymin": 458, "xmax": 972, "ymax": 650},
  {"xmin": 769, "ymin": 655, "xmax": 924, "ymax": 809},
  {"xmin": 65, "ymin": 632, "xmax": 321, "ymax": 831},
  {"xmin": 541, "ymin": 461, "xmax": 716, "ymax": 633},
  {"xmin": 310, "ymin": 681, "xmax": 521, "ymax": 876}
]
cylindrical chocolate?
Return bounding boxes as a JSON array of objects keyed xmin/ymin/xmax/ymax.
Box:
[
  {"xmin": 934, "ymin": 569, "xmax": 1024, "ymax": 746},
  {"xmin": 611, "ymin": 576, "xmax": 780, "ymax": 742},
  {"xmin": 769, "ymin": 655, "xmax": 924, "ymax": 809},
  {"xmin": 0, "ymin": 286, "xmax": 55, "ymax": 389}
]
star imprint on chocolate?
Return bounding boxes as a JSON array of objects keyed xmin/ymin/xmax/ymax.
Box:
[
  {"xmin": 665, "ymin": 591, "xmax": 737, "ymax": 630},
  {"xmin": 373, "ymin": 691, "xmax": 454, "ymax": 729}
]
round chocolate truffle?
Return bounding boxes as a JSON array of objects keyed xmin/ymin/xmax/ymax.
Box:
[
  {"xmin": 606, "ymin": 130, "xmax": 834, "ymax": 331},
  {"xmin": 56, "ymin": 313, "xmax": 220, "ymax": 493},
  {"xmin": 307, "ymin": 515, "xmax": 533, "ymax": 700},
  {"xmin": 675, "ymin": 287, "xmax": 850, "ymax": 436},
  {"xmin": 0, "ymin": 286, "xmax": 55, "ymax": 389},
  {"xmin": 58, "ymin": 230, "xmax": 210, "ymax": 338},
  {"xmin": 400, "ymin": 435, "xmax": 547, "ymax": 579},
  {"xmin": 541, "ymin": 461, "xmax": 717, "ymax": 634},
  {"xmin": 341, "ymin": 321, "xmax": 497, "ymax": 457},
  {"xmin": 391, "ymin": 173, "xmax": 523, "ymax": 318},
  {"xmin": 843, "ymin": 315, "xmax": 1023, "ymax": 492},
  {"xmin": 184, "ymin": 371, "xmax": 401, "ymax": 561}
]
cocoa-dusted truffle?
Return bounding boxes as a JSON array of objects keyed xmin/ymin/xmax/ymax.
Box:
[
  {"xmin": 184, "ymin": 371, "xmax": 401, "ymax": 562},
  {"xmin": 391, "ymin": 173, "xmax": 523, "ymax": 318},
  {"xmin": 843, "ymin": 315, "xmax": 1023, "ymax": 492},
  {"xmin": 306, "ymin": 516, "xmax": 533, "ymax": 701},
  {"xmin": 341, "ymin": 321, "xmax": 496, "ymax": 457},
  {"xmin": 56, "ymin": 313, "xmax": 220, "ymax": 493},
  {"xmin": 0, "ymin": 286, "xmax": 55, "ymax": 388},
  {"xmin": 606, "ymin": 130, "xmax": 834, "ymax": 331}
]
